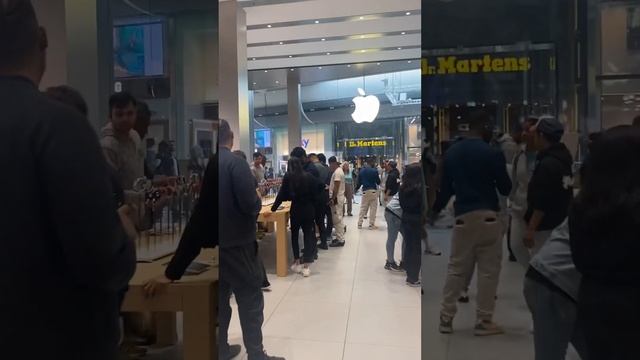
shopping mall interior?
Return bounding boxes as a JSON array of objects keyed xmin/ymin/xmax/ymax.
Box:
[{"xmin": 3, "ymin": 0, "xmax": 638, "ymax": 359}]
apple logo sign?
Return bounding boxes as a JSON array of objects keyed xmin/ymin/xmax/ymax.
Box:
[{"xmin": 351, "ymin": 88, "xmax": 380, "ymax": 123}]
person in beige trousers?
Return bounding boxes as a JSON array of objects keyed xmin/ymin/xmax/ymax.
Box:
[
  {"xmin": 430, "ymin": 111, "xmax": 512, "ymax": 336},
  {"xmin": 356, "ymin": 160, "xmax": 381, "ymax": 229}
]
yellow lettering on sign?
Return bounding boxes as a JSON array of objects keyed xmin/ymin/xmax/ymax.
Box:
[
  {"xmin": 438, "ymin": 56, "xmax": 457, "ymax": 74},
  {"xmin": 422, "ymin": 54, "xmax": 535, "ymax": 76},
  {"xmin": 347, "ymin": 140, "xmax": 388, "ymax": 148}
]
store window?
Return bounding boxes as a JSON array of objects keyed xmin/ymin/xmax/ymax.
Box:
[
  {"xmin": 249, "ymin": 60, "xmax": 422, "ymax": 177},
  {"xmin": 600, "ymin": 1, "xmax": 640, "ymax": 128}
]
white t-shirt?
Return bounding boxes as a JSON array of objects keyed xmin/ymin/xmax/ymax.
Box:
[{"xmin": 330, "ymin": 167, "xmax": 346, "ymax": 199}]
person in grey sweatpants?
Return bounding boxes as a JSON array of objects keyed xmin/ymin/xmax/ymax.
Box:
[
  {"xmin": 524, "ymin": 219, "xmax": 588, "ymax": 360},
  {"xmin": 384, "ymin": 193, "xmax": 405, "ymax": 271}
]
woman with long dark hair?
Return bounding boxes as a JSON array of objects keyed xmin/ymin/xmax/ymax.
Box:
[
  {"xmin": 400, "ymin": 163, "xmax": 425, "ymax": 287},
  {"xmin": 272, "ymin": 156, "xmax": 319, "ymax": 277},
  {"xmin": 570, "ymin": 125, "xmax": 640, "ymax": 359}
]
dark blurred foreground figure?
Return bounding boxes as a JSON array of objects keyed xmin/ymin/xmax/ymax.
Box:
[
  {"xmin": 0, "ymin": 1, "xmax": 136, "ymax": 359},
  {"xmin": 570, "ymin": 125, "xmax": 640, "ymax": 360}
]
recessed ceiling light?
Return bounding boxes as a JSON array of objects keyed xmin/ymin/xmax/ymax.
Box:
[
  {"xmin": 408, "ymin": 60, "xmax": 412, "ymax": 63},
  {"xmin": 359, "ymin": 16, "xmax": 364, "ymax": 20},
  {"xmin": 361, "ymin": 50, "xmax": 366, "ymax": 53},
  {"xmin": 397, "ymin": 47, "xmax": 402, "ymax": 50},
  {"xmin": 252, "ymin": 82, "xmax": 257, "ymax": 85},
  {"xmin": 275, "ymin": 112, "xmax": 279, "ymax": 115},
  {"xmin": 347, "ymin": 64, "xmax": 352, "ymax": 67},
  {"xmin": 315, "ymin": 20, "xmax": 320, "ymax": 24},
  {"xmin": 318, "ymin": 66, "xmax": 323, "ymax": 69},
  {"xmin": 377, "ymin": 62, "xmax": 381, "ymax": 65},
  {"xmin": 288, "ymin": 55, "xmax": 292, "ymax": 58},
  {"xmin": 360, "ymin": 35, "xmax": 366, "ymax": 39},
  {"xmin": 401, "ymin": 32, "xmax": 406, "ymax": 35},
  {"xmin": 321, "ymin": 38, "xmax": 326, "ymax": 41},
  {"xmin": 290, "ymin": 68, "xmax": 294, "ymax": 71},
  {"xmin": 279, "ymin": 41, "xmax": 284, "ymax": 45},
  {"xmin": 330, "ymin": 106, "xmax": 335, "ymax": 110},
  {"xmin": 406, "ymin": 12, "xmax": 411, "ymax": 15},
  {"xmin": 267, "ymin": 24, "xmax": 272, "ymax": 28},
  {"xmin": 252, "ymin": 58, "xmax": 256, "ymax": 60},
  {"xmin": 264, "ymin": 70, "xmax": 268, "ymax": 73},
  {"xmin": 327, "ymin": 52, "xmax": 331, "ymax": 55}
]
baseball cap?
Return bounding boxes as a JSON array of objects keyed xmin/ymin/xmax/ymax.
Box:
[{"xmin": 535, "ymin": 116, "xmax": 564, "ymax": 142}]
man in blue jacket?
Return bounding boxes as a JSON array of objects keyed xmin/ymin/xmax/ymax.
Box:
[
  {"xmin": 357, "ymin": 159, "xmax": 381, "ymax": 229},
  {"xmin": 431, "ymin": 111, "xmax": 512, "ymax": 336}
]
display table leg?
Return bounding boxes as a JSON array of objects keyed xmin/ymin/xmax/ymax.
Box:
[
  {"xmin": 154, "ymin": 312, "xmax": 177, "ymax": 346},
  {"xmin": 183, "ymin": 284, "xmax": 216, "ymax": 360},
  {"xmin": 276, "ymin": 214, "xmax": 288, "ymax": 277}
]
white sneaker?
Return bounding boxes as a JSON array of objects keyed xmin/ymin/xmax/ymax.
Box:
[
  {"xmin": 290, "ymin": 263, "xmax": 302, "ymax": 274},
  {"xmin": 302, "ymin": 266, "xmax": 311, "ymax": 277}
]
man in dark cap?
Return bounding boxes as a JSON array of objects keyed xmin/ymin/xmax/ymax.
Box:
[
  {"xmin": 0, "ymin": 1, "xmax": 135, "ymax": 358},
  {"xmin": 524, "ymin": 116, "xmax": 573, "ymax": 255}
]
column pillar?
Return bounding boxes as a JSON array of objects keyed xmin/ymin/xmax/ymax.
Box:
[
  {"xmin": 219, "ymin": 0, "xmax": 250, "ymax": 154},
  {"xmin": 287, "ymin": 70, "xmax": 302, "ymax": 152},
  {"xmin": 33, "ymin": 0, "xmax": 111, "ymax": 130},
  {"xmin": 65, "ymin": 0, "xmax": 112, "ymax": 130}
]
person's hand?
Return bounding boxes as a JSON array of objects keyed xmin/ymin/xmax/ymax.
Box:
[
  {"xmin": 523, "ymin": 230, "xmax": 535, "ymax": 249},
  {"xmin": 143, "ymin": 275, "xmax": 172, "ymax": 298}
]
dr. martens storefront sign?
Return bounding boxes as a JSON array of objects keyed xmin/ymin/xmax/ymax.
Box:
[
  {"xmin": 347, "ymin": 139, "xmax": 388, "ymax": 148},
  {"xmin": 421, "ymin": 54, "xmax": 533, "ymax": 76}
]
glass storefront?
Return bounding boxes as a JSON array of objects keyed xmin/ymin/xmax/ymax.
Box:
[{"xmin": 249, "ymin": 60, "xmax": 422, "ymax": 177}]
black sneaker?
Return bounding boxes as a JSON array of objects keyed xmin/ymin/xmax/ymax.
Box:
[
  {"xmin": 329, "ymin": 239, "xmax": 345, "ymax": 247},
  {"xmin": 222, "ymin": 344, "xmax": 242, "ymax": 360},
  {"xmin": 458, "ymin": 294, "xmax": 470, "ymax": 303},
  {"xmin": 398, "ymin": 262, "xmax": 406, "ymax": 271},
  {"xmin": 384, "ymin": 261, "xmax": 403, "ymax": 272},
  {"xmin": 318, "ymin": 242, "xmax": 329, "ymax": 250},
  {"xmin": 406, "ymin": 279, "xmax": 421, "ymax": 287}
]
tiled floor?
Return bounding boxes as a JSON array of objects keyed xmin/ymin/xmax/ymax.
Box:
[
  {"xmin": 227, "ymin": 196, "xmax": 421, "ymax": 360},
  {"xmin": 422, "ymin": 215, "xmax": 582, "ymax": 360}
]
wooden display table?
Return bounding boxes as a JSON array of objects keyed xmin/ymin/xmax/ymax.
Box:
[
  {"xmin": 122, "ymin": 249, "xmax": 218, "ymax": 360},
  {"xmin": 258, "ymin": 202, "xmax": 291, "ymax": 277}
]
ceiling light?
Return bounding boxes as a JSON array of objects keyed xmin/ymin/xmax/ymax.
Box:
[
  {"xmin": 359, "ymin": 16, "xmax": 364, "ymax": 20},
  {"xmin": 406, "ymin": 12, "xmax": 411, "ymax": 15},
  {"xmin": 314, "ymin": 20, "xmax": 320, "ymax": 24},
  {"xmin": 327, "ymin": 52, "xmax": 331, "ymax": 55},
  {"xmin": 252, "ymin": 58, "xmax": 256, "ymax": 60},
  {"xmin": 275, "ymin": 112, "xmax": 279, "ymax": 115},
  {"xmin": 290, "ymin": 68, "xmax": 294, "ymax": 71},
  {"xmin": 377, "ymin": 62, "xmax": 381, "ymax": 65},
  {"xmin": 288, "ymin": 55, "xmax": 292, "ymax": 58},
  {"xmin": 361, "ymin": 35, "xmax": 366, "ymax": 39},
  {"xmin": 347, "ymin": 64, "xmax": 352, "ymax": 67},
  {"xmin": 318, "ymin": 66, "xmax": 323, "ymax": 69},
  {"xmin": 264, "ymin": 70, "xmax": 268, "ymax": 73},
  {"xmin": 267, "ymin": 24, "xmax": 272, "ymax": 28},
  {"xmin": 401, "ymin": 31, "xmax": 406, "ymax": 35},
  {"xmin": 397, "ymin": 47, "xmax": 402, "ymax": 50},
  {"xmin": 252, "ymin": 82, "xmax": 256, "ymax": 85},
  {"xmin": 279, "ymin": 41, "xmax": 284, "ymax": 45},
  {"xmin": 407, "ymin": 60, "xmax": 412, "ymax": 63},
  {"xmin": 258, "ymin": 114, "xmax": 263, "ymax": 117},
  {"xmin": 275, "ymin": 80, "xmax": 279, "ymax": 84},
  {"xmin": 361, "ymin": 50, "xmax": 366, "ymax": 53},
  {"xmin": 321, "ymin": 38, "xmax": 326, "ymax": 41}
]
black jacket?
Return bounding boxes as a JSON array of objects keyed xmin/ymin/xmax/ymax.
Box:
[
  {"xmin": 272, "ymin": 171, "xmax": 319, "ymax": 221},
  {"xmin": 525, "ymin": 142, "xmax": 573, "ymax": 231},
  {"xmin": 218, "ymin": 147, "xmax": 262, "ymax": 248},
  {"xmin": 0, "ymin": 76, "xmax": 135, "ymax": 359},
  {"xmin": 385, "ymin": 168, "xmax": 400, "ymax": 196},
  {"xmin": 166, "ymin": 158, "xmax": 217, "ymax": 280}
]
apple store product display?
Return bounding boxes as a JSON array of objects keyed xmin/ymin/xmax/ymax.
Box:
[
  {"xmin": 131, "ymin": 175, "xmax": 202, "ymax": 262},
  {"xmin": 258, "ymin": 179, "xmax": 282, "ymax": 207}
]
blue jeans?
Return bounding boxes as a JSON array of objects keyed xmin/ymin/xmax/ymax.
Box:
[
  {"xmin": 524, "ymin": 273, "xmax": 588, "ymax": 360},
  {"xmin": 384, "ymin": 210, "xmax": 404, "ymax": 263}
]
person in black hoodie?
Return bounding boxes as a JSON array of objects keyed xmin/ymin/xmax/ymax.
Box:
[
  {"xmin": 570, "ymin": 125, "xmax": 640, "ymax": 360},
  {"xmin": 399, "ymin": 163, "xmax": 425, "ymax": 287},
  {"xmin": 271, "ymin": 157, "xmax": 319, "ymax": 277},
  {"xmin": 291, "ymin": 147, "xmax": 328, "ymax": 251},
  {"xmin": 0, "ymin": 1, "xmax": 136, "ymax": 358},
  {"xmin": 384, "ymin": 160, "xmax": 401, "ymax": 203},
  {"xmin": 524, "ymin": 117, "xmax": 573, "ymax": 255}
]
